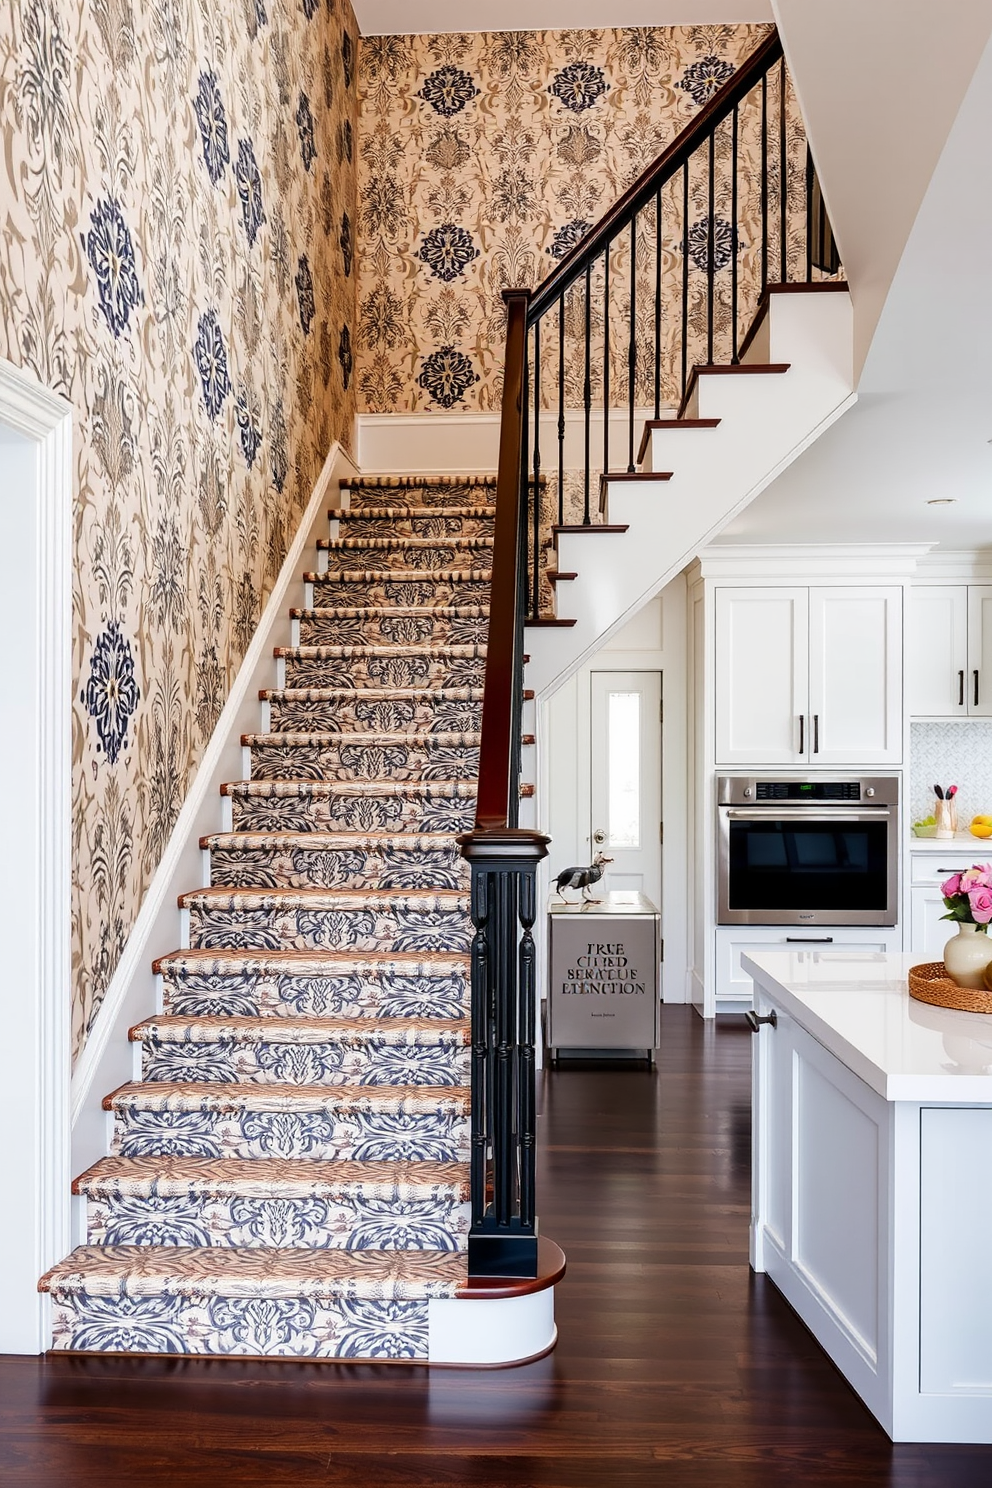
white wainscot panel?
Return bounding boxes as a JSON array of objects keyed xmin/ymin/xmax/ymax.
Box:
[
  {"xmin": 921, "ymin": 1107, "xmax": 992, "ymax": 1396},
  {"xmin": 795, "ymin": 1054, "xmax": 880, "ymax": 1365}
]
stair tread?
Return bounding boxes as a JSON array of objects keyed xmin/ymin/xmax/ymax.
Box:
[
  {"xmin": 275, "ymin": 644, "xmax": 485, "ymax": 657},
  {"xmin": 318, "ymin": 536, "xmax": 495, "ymax": 550},
  {"xmin": 200, "ymin": 831, "xmax": 464, "ymax": 849},
  {"xmin": 222, "ymin": 780, "xmax": 478, "ymax": 798},
  {"xmin": 39, "ymin": 1244, "xmax": 467, "ymax": 1298},
  {"xmin": 153, "ymin": 948, "xmax": 471, "ymax": 975},
  {"xmin": 305, "ymin": 569, "xmax": 493, "ymax": 583},
  {"xmin": 291, "ymin": 605, "xmax": 489, "ymax": 618},
  {"xmin": 327, "ymin": 507, "xmax": 495, "ymax": 520},
  {"xmin": 342, "ymin": 475, "xmax": 496, "ymax": 489},
  {"xmin": 260, "ymin": 687, "xmax": 484, "ymax": 701},
  {"xmin": 180, "ymin": 888, "xmax": 469, "ymax": 910},
  {"xmin": 130, "ymin": 1015, "xmax": 470, "ymax": 1044},
  {"xmin": 242, "ymin": 733, "xmax": 481, "ymax": 747},
  {"xmin": 104, "ymin": 1081, "xmax": 472, "ymax": 1114},
  {"xmin": 73, "ymin": 1155, "xmax": 470, "ymax": 1201}
]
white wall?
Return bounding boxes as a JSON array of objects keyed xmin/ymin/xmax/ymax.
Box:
[{"xmin": 536, "ymin": 574, "xmax": 689, "ymax": 1010}]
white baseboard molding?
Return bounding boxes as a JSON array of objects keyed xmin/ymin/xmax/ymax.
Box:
[
  {"xmin": 355, "ymin": 407, "xmax": 662, "ymax": 477},
  {"xmin": 70, "ymin": 440, "xmax": 359, "ymax": 1173}
]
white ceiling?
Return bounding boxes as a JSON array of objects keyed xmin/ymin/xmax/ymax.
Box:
[
  {"xmin": 351, "ymin": 1, "xmax": 772, "ymax": 34},
  {"xmin": 715, "ymin": 24, "xmax": 992, "ymax": 551}
]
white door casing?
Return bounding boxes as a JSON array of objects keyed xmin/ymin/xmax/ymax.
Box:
[
  {"xmin": 590, "ymin": 670, "xmax": 662, "ymax": 910},
  {"xmin": 0, "ymin": 358, "xmax": 72, "ymax": 1353}
]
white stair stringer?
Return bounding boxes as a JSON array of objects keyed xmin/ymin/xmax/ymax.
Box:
[{"xmin": 525, "ymin": 288, "xmax": 855, "ymax": 699}]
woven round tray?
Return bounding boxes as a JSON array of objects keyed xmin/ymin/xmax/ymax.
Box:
[{"xmin": 908, "ymin": 962, "xmax": 992, "ymax": 1015}]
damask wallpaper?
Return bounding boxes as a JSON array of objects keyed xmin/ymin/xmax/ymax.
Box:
[
  {"xmin": 355, "ymin": 24, "xmax": 790, "ymax": 416},
  {"xmin": 0, "ymin": 0, "xmax": 358, "ymax": 1060}
]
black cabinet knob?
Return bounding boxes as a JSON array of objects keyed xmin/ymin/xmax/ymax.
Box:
[{"xmin": 745, "ymin": 1009, "xmax": 777, "ymax": 1033}]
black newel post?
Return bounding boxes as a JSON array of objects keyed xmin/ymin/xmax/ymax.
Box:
[{"xmin": 458, "ymin": 827, "xmax": 550, "ymax": 1278}]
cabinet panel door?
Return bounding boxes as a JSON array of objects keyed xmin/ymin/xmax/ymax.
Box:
[
  {"xmin": 808, "ymin": 587, "xmax": 902, "ymax": 764},
  {"xmin": 907, "ymin": 586, "xmax": 968, "ymax": 717},
  {"xmin": 968, "ymin": 586, "xmax": 992, "ymax": 717},
  {"xmin": 910, "ymin": 884, "xmax": 954, "ymax": 960},
  {"xmin": 714, "ymin": 588, "xmax": 807, "ymax": 765}
]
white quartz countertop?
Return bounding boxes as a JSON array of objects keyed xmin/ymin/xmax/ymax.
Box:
[
  {"xmin": 741, "ymin": 950, "xmax": 992, "ymax": 1102},
  {"xmin": 909, "ymin": 833, "xmax": 992, "ymax": 853}
]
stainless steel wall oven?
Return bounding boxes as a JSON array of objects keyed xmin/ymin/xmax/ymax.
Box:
[{"xmin": 717, "ymin": 775, "xmax": 899, "ymax": 927}]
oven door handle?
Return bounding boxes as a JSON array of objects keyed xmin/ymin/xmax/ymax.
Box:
[{"xmin": 722, "ymin": 809, "xmax": 892, "ymax": 823}]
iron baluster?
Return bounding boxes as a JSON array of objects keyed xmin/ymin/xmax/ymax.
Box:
[
  {"xmin": 805, "ymin": 143, "xmax": 814, "ymax": 281},
  {"xmin": 603, "ymin": 249, "xmax": 610, "ymax": 480},
  {"xmin": 731, "ymin": 102, "xmax": 740, "ymax": 362},
  {"xmin": 517, "ymin": 866, "xmax": 537, "ymax": 1229},
  {"xmin": 760, "ymin": 71, "xmax": 768, "ymax": 292},
  {"xmin": 532, "ymin": 320, "xmax": 541, "ymax": 620},
  {"xmin": 583, "ymin": 260, "xmax": 592, "ymax": 525},
  {"xmin": 706, "ymin": 129, "xmax": 715, "ymax": 365},
  {"xmin": 557, "ymin": 298, "xmax": 565, "ymax": 525},
  {"xmin": 681, "ymin": 162, "xmax": 689, "ymax": 405},
  {"xmin": 654, "ymin": 188, "xmax": 662, "ymax": 419},
  {"xmin": 779, "ymin": 55, "xmax": 788, "ymax": 282},
  {"xmin": 628, "ymin": 214, "xmax": 637, "ymax": 471}
]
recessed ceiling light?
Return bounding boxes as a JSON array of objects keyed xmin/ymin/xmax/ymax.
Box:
[{"xmin": 927, "ymin": 498, "xmax": 957, "ymax": 505}]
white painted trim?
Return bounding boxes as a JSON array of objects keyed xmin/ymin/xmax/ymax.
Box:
[
  {"xmin": 697, "ymin": 540, "xmax": 932, "ymax": 580},
  {"xmin": 0, "ymin": 357, "xmax": 72, "ymax": 1352},
  {"xmin": 428, "ymin": 1288, "xmax": 556, "ymax": 1365},
  {"xmin": 912, "ymin": 548, "xmax": 992, "ymax": 583},
  {"xmin": 70, "ymin": 440, "xmax": 359, "ymax": 1175}
]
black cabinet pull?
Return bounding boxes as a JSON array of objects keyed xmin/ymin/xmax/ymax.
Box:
[
  {"xmin": 976, "ymin": 670, "xmax": 981, "ymax": 708},
  {"xmin": 745, "ymin": 1010, "xmax": 777, "ymax": 1032},
  {"xmin": 959, "ymin": 669, "xmax": 965, "ymax": 707},
  {"xmin": 786, "ymin": 936, "xmax": 834, "ymax": 943},
  {"xmin": 799, "ymin": 715, "xmax": 805, "ymax": 753},
  {"xmin": 813, "ymin": 714, "xmax": 819, "ymax": 753}
]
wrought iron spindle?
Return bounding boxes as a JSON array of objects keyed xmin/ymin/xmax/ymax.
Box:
[
  {"xmin": 779, "ymin": 55, "xmax": 788, "ymax": 283},
  {"xmin": 805, "ymin": 143, "xmax": 814, "ymax": 281},
  {"xmin": 603, "ymin": 248, "xmax": 610, "ymax": 479},
  {"xmin": 517, "ymin": 866, "xmax": 537, "ymax": 1229},
  {"xmin": 767, "ymin": 74, "xmax": 773, "ymax": 293},
  {"xmin": 681, "ymin": 162, "xmax": 689, "ymax": 404},
  {"xmin": 520, "ymin": 343, "xmax": 531, "ymax": 618},
  {"xmin": 583, "ymin": 260, "xmax": 592, "ymax": 525},
  {"xmin": 627, "ymin": 215, "xmax": 637, "ymax": 470},
  {"xmin": 557, "ymin": 296, "xmax": 565, "ymax": 525},
  {"xmin": 706, "ymin": 129, "xmax": 715, "ymax": 365},
  {"xmin": 731, "ymin": 103, "xmax": 740, "ymax": 362},
  {"xmin": 532, "ymin": 321, "xmax": 541, "ymax": 619},
  {"xmin": 654, "ymin": 188, "xmax": 662, "ymax": 419}
]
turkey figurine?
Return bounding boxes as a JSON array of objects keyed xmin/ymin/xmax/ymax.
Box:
[{"xmin": 554, "ymin": 851, "xmax": 613, "ymax": 902}]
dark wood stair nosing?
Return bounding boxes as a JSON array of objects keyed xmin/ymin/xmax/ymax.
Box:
[
  {"xmin": 546, "ymin": 572, "xmax": 577, "ymax": 585},
  {"xmin": 552, "ymin": 524, "xmax": 630, "ymax": 535},
  {"xmin": 526, "ymin": 618, "xmax": 578, "ymax": 628}
]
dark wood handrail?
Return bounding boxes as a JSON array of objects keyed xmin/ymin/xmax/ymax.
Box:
[
  {"xmin": 474, "ymin": 287, "xmax": 530, "ymax": 830},
  {"xmin": 528, "ymin": 28, "xmax": 783, "ymax": 322}
]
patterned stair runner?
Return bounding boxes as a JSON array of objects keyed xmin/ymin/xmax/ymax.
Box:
[{"xmin": 41, "ymin": 476, "xmax": 496, "ymax": 1359}]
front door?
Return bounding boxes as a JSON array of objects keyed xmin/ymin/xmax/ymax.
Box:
[{"xmin": 590, "ymin": 670, "xmax": 662, "ymax": 910}]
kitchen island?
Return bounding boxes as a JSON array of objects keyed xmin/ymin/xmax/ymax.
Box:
[{"xmin": 743, "ymin": 950, "xmax": 992, "ymax": 1443}]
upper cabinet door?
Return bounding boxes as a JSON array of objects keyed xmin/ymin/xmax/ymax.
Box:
[
  {"xmin": 807, "ymin": 587, "xmax": 903, "ymax": 764},
  {"xmin": 907, "ymin": 586, "xmax": 969, "ymax": 717},
  {"xmin": 968, "ymin": 586, "xmax": 992, "ymax": 717},
  {"xmin": 714, "ymin": 588, "xmax": 808, "ymax": 765}
]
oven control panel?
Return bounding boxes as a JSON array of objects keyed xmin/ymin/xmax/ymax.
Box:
[
  {"xmin": 754, "ymin": 781, "xmax": 861, "ymax": 801},
  {"xmin": 718, "ymin": 775, "xmax": 900, "ymax": 808}
]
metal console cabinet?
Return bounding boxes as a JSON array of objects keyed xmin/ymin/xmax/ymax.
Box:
[{"xmin": 547, "ymin": 891, "xmax": 660, "ymax": 1061}]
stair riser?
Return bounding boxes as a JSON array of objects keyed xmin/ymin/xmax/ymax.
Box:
[
  {"xmin": 208, "ymin": 842, "xmax": 470, "ymax": 891},
  {"xmin": 248, "ymin": 741, "xmax": 480, "ymax": 784},
  {"xmin": 48, "ymin": 1289, "xmax": 434, "ymax": 1358},
  {"xmin": 229, "ymin": 792, "xmax": 477, "ymax": 835},
  {"xmin": 322, "ymin": 546, "xmax": 493, "ymax": 573},
  {"xmin": 265, "ymin": 696, "xmax": 482, "ymax": 733},
  {"xmin": 298, "ymin": 614, "xmax": 488, "ymax": 647},
  {"xmin": 138, "ymin": 1037, "xmax": 470, "ymax": 1087},
  {"xmin": 186, "ymin": 905, "xmax": 472, "ymax": 954},
  {"xmin": 331, "ymin": 515, "xmax": 494, "ymax": 538},
  {"xmin": 282, "ymin": 656, "xmax": 486, "ymax": 690},
  {"xmin": 83, "ymin": 1192, "xmax": 470, "ymax": 1251},
  {"xmin": 110, "ymin": 1107, "xmax": 472, "ymax": 1163},
  {"xmin": 311, "ymin": 577, "xmax": 490, "ymax": 607},
  {"xmin": 343, "ymin": 483, "xmax": 495, "ymax": 513},
  {"xmin": 160, "ymin": 969, "xmax": 469, "ymax": 1021}
]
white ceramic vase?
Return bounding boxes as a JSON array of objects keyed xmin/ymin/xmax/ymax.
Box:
[{"xmin": 943, "ymin": 922, "xmax": 992, "ymax": 989}]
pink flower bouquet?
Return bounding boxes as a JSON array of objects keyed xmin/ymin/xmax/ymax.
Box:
[{"xmin": 941, "ymin": 864, "xmax": 992, "ymax": 928}]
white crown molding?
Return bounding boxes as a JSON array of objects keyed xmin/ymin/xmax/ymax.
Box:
[
  {"xmin": 695, "ymin": 542, "xmax": 934, "ymax": 581},
  {"xmin": 70, "ymin": 439, "xmax": 359, "ymax": 1172},
  {"xmin": 911, "ymin": 547, "xmax": 992, "ymax": 583},
  {"xmin": 0, "ymin": 357, "xmax": 72, "ymax": 1352}
]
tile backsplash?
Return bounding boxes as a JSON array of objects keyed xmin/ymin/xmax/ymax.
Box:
[{"xmin": 910, "ymin": 721, "xmax": 992, "ymax": 826}]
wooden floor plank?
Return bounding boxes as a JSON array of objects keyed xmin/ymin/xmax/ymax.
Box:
[{"xmin": 1, "ymin": 1006, "xmax": 990, "ymax": 1485}]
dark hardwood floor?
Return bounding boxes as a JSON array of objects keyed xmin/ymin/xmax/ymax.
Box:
[{"xmin": 3, "ymin": 1006, "xmax": 991, "ymax": 1487}]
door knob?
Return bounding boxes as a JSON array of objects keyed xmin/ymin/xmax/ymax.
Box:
[{"xmin": 593, "ymin": 829, "xmax": 606, "ymax": 844}]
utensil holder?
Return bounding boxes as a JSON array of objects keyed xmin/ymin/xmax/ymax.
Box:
[{"xmin": 935, "ymin": 799, "xmax": 957, "ymax": 839}]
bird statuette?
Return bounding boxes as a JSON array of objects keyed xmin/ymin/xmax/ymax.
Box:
[{"xmin": 554, "ymin": 851, "xmax": 613, "ymax": 902}]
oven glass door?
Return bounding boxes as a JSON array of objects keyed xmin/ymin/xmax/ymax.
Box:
[{"xmin": 723, "ymin": 810, "xmax": 892, "ymax": 920}]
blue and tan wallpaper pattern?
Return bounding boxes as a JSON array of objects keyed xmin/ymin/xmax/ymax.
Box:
[{"xmin": 0, "ymin": 0, "xmax": 359, "ymax": 1059}]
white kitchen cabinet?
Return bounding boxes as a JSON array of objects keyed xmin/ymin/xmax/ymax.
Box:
[
  {"xmin": 909, "ymin": 848, "xmax": 983, "ymax": 960},
  {"xmin": 715, "ymin": 585, "xmax": 902, "ymax": 766},
  {"xmin": 717, "ymin": 924, "xmax": 902, "ymax": 1006},
  {"xmin": 907, "ymin": 584, "xmax": 992, "ymax": 717}
]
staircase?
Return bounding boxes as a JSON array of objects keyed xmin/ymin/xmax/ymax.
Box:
[{"xmin": 40, "ymin": 478, "xmax": 546, "ymax": 1361}]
